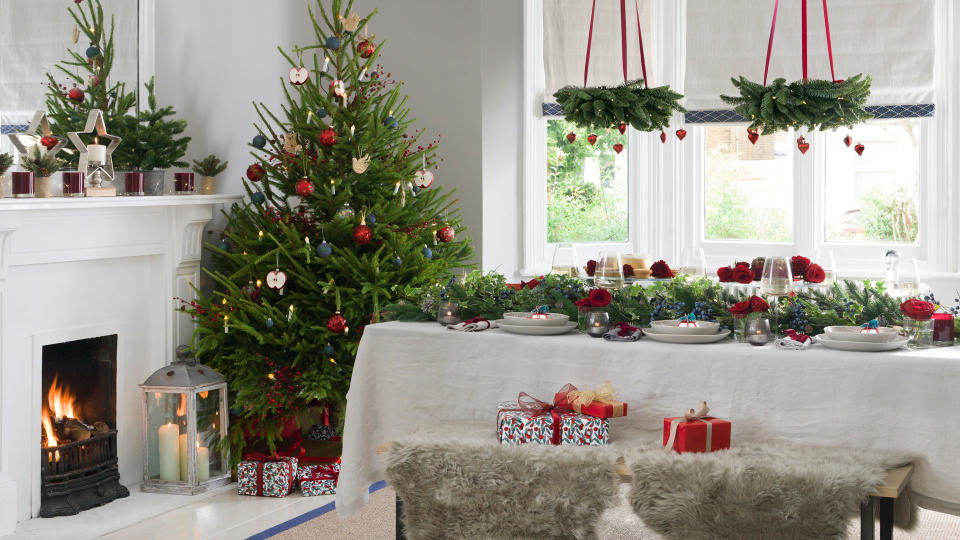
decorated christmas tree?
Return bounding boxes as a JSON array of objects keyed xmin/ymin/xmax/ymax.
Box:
[{"xmin": 180, "ymin": 0, "xmax": 472, "ymax": 458}]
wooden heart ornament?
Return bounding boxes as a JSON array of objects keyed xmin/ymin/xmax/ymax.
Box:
[
  {"xmin": 288, "ymin": 67, "xmax": 310, "ymax": 86},
  {"xmin": 613, "ymin": 143, "xmax": 624, "ymax": 154},
  {"xmin": 414, "ymin": 170, "xmax": 434, "ymax": 189},
  {"xmin": 747, "ymin": 129, "xmax": 759, "ymax": 145},
  {"xmin": 843, "ymin": 135, "xmax": 853, "ymax": 147},
  {"xmin": 587, "ymin": 134, "xmax": 598, "ymax": 146},
  {"xmin": 796, "ymin": 137, "xmax": 810, "ymax": 154},
  {"xmin": 675, "ymin": 129, "xmax": 687, "ymax": 141},
  {"xmin": 266, "ymin": 270, "xmax": 287, "ymax": 290},
  {"xmin": 854, "ymin": 143, "xmax": 865, "ymax": 156}
]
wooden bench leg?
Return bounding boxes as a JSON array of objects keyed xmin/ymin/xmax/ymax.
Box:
[
  {"xmin": 396, "ymin": 495, "xmax": 406, "ymax": 540},
  {"xmin": 860, "ymin": 497, "xmax": 875, "ymax": 540},
  {"xmin": 878, "ymin": 497, "xmax": 894, "ymax": 540}
]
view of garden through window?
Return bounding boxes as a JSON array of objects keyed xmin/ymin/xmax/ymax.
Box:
[{"xmin": 546, "ymin": 119, "xmax": 628, "ymax": 243}]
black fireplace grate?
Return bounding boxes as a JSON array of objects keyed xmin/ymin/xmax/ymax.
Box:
[{"xmin": 39, "ymin": 430, "xmax": 129, "ymax": 517}]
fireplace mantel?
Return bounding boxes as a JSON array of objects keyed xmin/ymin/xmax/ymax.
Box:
[{"xmin": 0, "ymin": 194, "xmax": 240, "ymax": 533}]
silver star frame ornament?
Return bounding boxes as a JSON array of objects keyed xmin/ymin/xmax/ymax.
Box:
[
  {"xmin": 6, "ymin": 111, "xmax": 68, "ymax": 157},
  {"xmin": 67, "ymin": 109, "xmax": 122, "ymax": 186}
]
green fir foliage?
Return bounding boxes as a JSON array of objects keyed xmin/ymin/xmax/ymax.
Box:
[
  {"xmin": 19, "ymin": 146, "xmax": 65, "ymax": 177},
  {"xmin": 192, "ymin": 155, "xmax": 229, "ymax": 177},
  {"xmin": 0, "ymin": 153, "xmax": 14, "ymax": 176},
  {"xmin": 115, "ymin": 77, "xmax": 191, "ymax": 170},
  {"xmin": 554, "ymin": 79, "xmax": 686, "ymax": 132}
]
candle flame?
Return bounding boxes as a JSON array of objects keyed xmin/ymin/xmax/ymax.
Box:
[{"xmin": 176, "ymin": 394, "xmax": 186, "ymax": 417}]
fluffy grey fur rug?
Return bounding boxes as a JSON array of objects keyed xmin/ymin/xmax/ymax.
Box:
[
  {"xmin": 628, "ymin": 443, "xmax": 917, "ymax": 540},
  {"xmin": 386, "ymin": 440, "xmax": 620, "ymax": 539}
]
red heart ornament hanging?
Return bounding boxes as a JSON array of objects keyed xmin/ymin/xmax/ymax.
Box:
[
  {"xmin": 587, "ymin": 134, "xmax": 598, "ymax": 146},
  {"xmin": 660, "ymin": 131, "xmax": 667, "ymax": 144},
  {"xmin": 675, "ymin": 129, "xmax": 687, "ymax": 141},
  {"xmin": 613, "ymin": 143, "xmax": 624, "ymax": 154},
  {"xmin": 854, "ymin": 143, "xmax": 865, "ymax": 156},
  {"xmin": 618, "ymin": 123, "xmax": 627, "ymax": 135},
  {"xmin": 843, "ymin": 135, "xmax": 853, "ymax": 147},
  {"xmin": 747, "ymin": 129, "xmax": 759, "ymax": 145},
  {"xmin": 566, "ymin": 132, "xmax": 577, "ymax": 144},
  {"xmin": 796, "ymin": 137, "xmax": 810, "ymax": 155}
]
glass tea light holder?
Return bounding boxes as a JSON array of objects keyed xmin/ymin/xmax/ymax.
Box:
[
  {"xmin": 932, "ymin": 313, "xmax": 955, "ymax": 347},
  {"xmin": 62, "ymin": 171, "xmax": 85, "ymax": 197},
  {"xmin": 585, "ymin": 311, "xmax": 611, "ymax": 338},
  {"xmin": 11, "ymin": 171, "xmax": 34, "ymax": 198},
  {"xmin": 174, "ymin": 172, "xmax": 195, "ymax": 194},
  {"xmin": 124, "ymin": 172, "xmax": 145, "ymax": 196},
  {"xmin": 437, "ymin": 301, "xmax": 462, "ymax": 326},
  {"xmin": 745, "ymin": 317, "xmax": 772, "ymax": 346}
]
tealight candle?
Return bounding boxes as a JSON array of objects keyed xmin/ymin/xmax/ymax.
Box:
[
  {"xmin": 437, "ymin": 301, "xmax": 461, "ymax": 326},
  {"xmin": 62, "ymin": 171, "xmax": 85, "ymax": 197},
  {"xmin": 933, "ymin": 313, "xmax": 955, "ymax": 346},
  {"xmin": 11, "ymin": 171, "xmax": 34, "ymax": 198},
  {"xmin": 745, "ymin": 317, "xmax": 772, "ymax": 346},
  {"xmin": 87, "ymin": 143, "xmax": 107, "ymax": 164},
  {"xmin": 124, "ymin": 172, "xmax": 145, "ymax": 195},
  {"xmin": 585, "ymin": 311, "xmax": 611, "ymax": 338},
  {"xmin": 174, "ymin": 172, "xmax": 195, "ymax": 194}
]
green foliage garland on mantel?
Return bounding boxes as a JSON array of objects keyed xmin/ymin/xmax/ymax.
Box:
[{"xmin": 554, "ymin": 80, "xmax": 686, "ymax": 132}]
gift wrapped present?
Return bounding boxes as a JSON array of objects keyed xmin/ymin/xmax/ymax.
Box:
[
  {"xmin": 553, "ymin": 381, "xmax": 627, "ymax": 419},
  {"xmin": 238, "ymin": 455, "xmax": 298, "ymax": 497},
  {"xmin": 299, "ymin": 460, "xmax": 340, "ymax": 496},
  {"xmin": 497, "ymin": 390, "xmax": 609, "ymax": 446},
  {"xmin": 662, "ymin": 401, "xmax": 731, "ymax": 454}
]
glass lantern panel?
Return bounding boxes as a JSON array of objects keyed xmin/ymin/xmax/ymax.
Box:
[
  {"xmin": 195, "ymin": 387, "xmax": 223, "ymax": 481},
  {"xmin": 146, "ymin": 392, "xmax": 188, "ymax": 482}
]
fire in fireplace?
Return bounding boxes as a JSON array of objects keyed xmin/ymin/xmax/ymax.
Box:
[{"xmin": 39, "ymin": 335, "xmax": 128, "ymax": 517}]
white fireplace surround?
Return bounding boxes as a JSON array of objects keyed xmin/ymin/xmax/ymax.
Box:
[{"xmin": 0, "ymin": 194, "xmax": 239, "ymax": 534}]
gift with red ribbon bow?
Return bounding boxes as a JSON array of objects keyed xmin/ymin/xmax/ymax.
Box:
[
  {"xmin": 497, "ymin": 386, "xmax": 609, "ymax": 446},
  {"xmin": 662, "ymin": 401, "xmax": 731, "ymax": 454},
  {"xmin": 299, "ymin": 458, "xmax": 340, "ymax": 496},
  {"xmin": 238, "ymin": 453, "xmax": 298, "ymax": 497},
  {"xmin": 553, "ymin": 382, "xmax": 628, "ymax": 419}
]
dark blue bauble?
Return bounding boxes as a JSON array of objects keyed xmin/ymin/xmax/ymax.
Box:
[
  {"xmin": 323, "ymin": 343, "xmax": 335, "ymax": 355},
  {"xmin": 391, "ymin": 120, "xmax": 400, "ymax": 129},
  {"xmin": 325, "ymin": 36, "xmax": 341, "ymax": 50},
  {"xmin": 316, "ymin": 241, "xmax": 333, "ymax": 257},
  {"xmin": 421, "ymin": 246, "xmax": 433, "ymax": 259},
  {"xmin": 251, "ymin": 191, "xmax": 266, "ymax": 204},
  {"xmin": 412, "ymin": 186, "xmax": 422, "ymax": 194},
  {"xmin": 217, "ymin": 240, "xmax": 231, "ymax": 251},
  {"xmin": 85, "ymin": 46, "xmax": 100, "ymax": 58},
  {"xmin": 383, "ymin": 116, "xmax": 396, "ymax": 128},
  {"xmin": 393, "ymin": 256, "xmax": 403, "ymax": 266},
  {"xmin": 265, "ymin": 317, "xmax": 275, "ymax": 328},
  {"xmin": 252, "ymin": 134, "xmax": 266, "ymax": 148},
  {"xmin": 366, "ymin": 213, "xmax": 376, "ymax": 225},
  {"xmin": 318, "ymin": 108, "xmax": 328, "ymax": 118}
]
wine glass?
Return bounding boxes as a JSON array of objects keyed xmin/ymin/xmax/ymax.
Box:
[
  {"xmin": 760, "ymin": 256, "xmax": 792, "ymax": 335},
  {"xmin": 595, "ymin": 251, "xmax": 624, "ymax": 288},
  {"xmin": 551, "ymin": 243, "xmax": 581, "ymax": 277}
]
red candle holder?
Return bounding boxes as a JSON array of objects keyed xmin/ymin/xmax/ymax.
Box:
[
  {"xmin": 174, "ymin": 172, "xmax": 194, "ymax": 194},
  {"xmin": 124, "ymin": 172, "xmax": 145, "ymax": 196},
  {"xmin": 932, "ymin": 313, "xmax": 955, "ymax": 346},
  {"xmin": 11, "ymin": 171, "xmax": 34, "ymax": 198},
  {"xmin": 62, "ymin": 171, "xmax": 85, "ymax": 197}
]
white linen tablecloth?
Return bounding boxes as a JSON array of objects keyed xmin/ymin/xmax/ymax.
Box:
[{"xmin": 336, "ymin": 321, "xmax": 960, "ymax": 519}]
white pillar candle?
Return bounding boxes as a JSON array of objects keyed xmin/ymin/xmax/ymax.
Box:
[
  {"xmin": 197, "ymin": 446, "xmax": 210, "ymax": 482},
  {"xmin": 158, "ymin": 423, "xmax": 180, "ymax": 482},
  {"xmin": 179, "ymin": 433, "xmax": 189, "ymax": 481},
  {"xmin": 87, "ymin": 144, "xmax": 106, "ymax": 164}
]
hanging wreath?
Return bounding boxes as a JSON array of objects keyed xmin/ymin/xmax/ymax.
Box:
[
  {"xmin": 721, "ymin": 75, "xmax": 872, "ymax": 134},
  {"xmin": 554, "ymin": 80, "xmax": 686, "ymax": 132}
]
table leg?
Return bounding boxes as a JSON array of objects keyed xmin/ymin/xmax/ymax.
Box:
[
  {"xmin": 396, "ymin": 495, "xmax": 406, "ymax": 540},
  {"xmin": 860, "ymin": 497, "xmax": 875, "ymax": 540},
  {"xmin": 878, "ymin": 497, "xmax": 894, "ymax": 540}
]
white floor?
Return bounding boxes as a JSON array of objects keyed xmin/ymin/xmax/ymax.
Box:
[{"xmin": 8, "ymin": 482, "xmax": 334, "ymax": 540}]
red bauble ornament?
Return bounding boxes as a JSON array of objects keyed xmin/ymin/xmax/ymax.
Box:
[
  {"xmin": 843, "ymin": 134, "xmax": 853, "ymax": 147},
  {"xmin": 660, "ymin": 131, "xmax": 667, "ymax": 144},
  {"xmin": 618, "ymin": 123, "xmax": 627, "ymax": 135},
  {"xmin": 242, "ymin": 282, "xmax": 261, "ymax": 301},
  {"xmin": 437, "ymin": 225, "xmax": 455, "ymax": 243},
  {"xmin": 855, "ymin": 143, "xmax": 865, "ymax": 156},
  {"xmin": 566, "ymin": 132, "xmax": 577, "ymax": 144},
  {"xmin": 67, "ymin": 87, "xmax": 84, "ymax": 102},
  {"xmin": 327, "ymin": 312, "xmax": 347, "ymax": 333},
  {"xmin": 40, "ymin": 136, "xmax": 59, "ymax": 150},
  {"xmin": 796, "ymin": 136, "xmax": 810, "ymax": 154},
  {"xmin": 246, "ymin": 163, "xmax": 265, "ymax": 182},
  {"xmin": 747, "ymin": 129, "xmax": 759, "ymax": 145},
  {"xmin": 353, "ymin": 224, "xmax": 372, "ymax": 245},
  {"xmin": 675, "ymin": 128, "xmax": 687, "ymax": 141},
  {"xmin": 319, "ymin": 128, "xmax": 337, "ymax": 147},
  {"xmin": 612, "ymin": 143, "xmax": 624, "ymax": 154},
  {"xmin": 357, "ymin": 39, "xmax": 376, "ymax": 58},
  {"xmin": 587, "ymin": 134, "xmax": 598, "ymax": 146},
  {"xmin": 296, "ymin": 178, "xmax": 314, "ymax": 197}
]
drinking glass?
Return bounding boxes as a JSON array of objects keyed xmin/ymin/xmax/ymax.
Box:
[
  {"xmin": 595, "ymin": 251, "xmax": 623, "ymax": 288},
  {"xmin": 551, "ymin": 243, "xmax": 581, "ymax": 277},
  {"xmin": 760, "ymin": 257, "xmax": 792, "ymax": 335}
]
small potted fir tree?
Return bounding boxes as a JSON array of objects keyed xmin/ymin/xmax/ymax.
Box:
[
  {"xmin": 0, "ymin": 153, "xmax": 13, "ymax": 198},
  {"xmin": 191, "ymin": 155, "xmax": 228, "ymax": 195},
  {"xmin": 19, "ymin": 147, "xmax": 65, "ymax": 198},
  {"xmin": 116, "ymin": 77, "xmax": 190, "ymax": 195}
]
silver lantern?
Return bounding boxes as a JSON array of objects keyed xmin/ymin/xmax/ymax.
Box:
[{"xmin": 139, "ymin": 347, "xmax": 230, "ymax": 494}]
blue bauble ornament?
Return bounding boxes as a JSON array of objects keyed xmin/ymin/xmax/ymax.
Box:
[
  {"xmin": 265, "ymin": 317, "xmax": 275, "ymax": 328},
  {"xmin": 85, "ymin": 46, "xmax": 100, "ymax": 58},
  {"xmin": 251, "ymin": 191, "xmax": 266, "ymax": 204},
  {"xmin": 421, "ymin": 246, "xmax": 433, "ymax": 259},
  {"xmin": 316, "ymin": 241, "xmax": 333, "ymax": 257},
  {"xmin": 323, "ymin": 343, "xmax": 335, "ymax": 355},
  {"xmin": 412, "ymin": 186, "xmax": 422, "ymax": 194},
  {"xmin": 318, "ymin": 108, "xmax": 328, "ymax": 118},
  {"xmin": 393, "ymin": 256, "xmax": 403, "ymax": 266},
  {"xmin": 383, "ymin": 116, "xmax": 396, "ymax": 128},
  {"xmin": 325, "ymin": 36, "xmax": 341, "ymax": 50},
  {"xmin": 252, "ymin": 134, "xmax": 266, "ymax": 148},
  {"xmin": 366, "ymin": 213, "xmax": 376, "ymax": 225},
  {"xmin": 217, "ymin": 240, "xmax": 230, "ymax": 251},
  {"xmin": 391, "ymin": 119, "xmax": 400, "ymax": 129}
]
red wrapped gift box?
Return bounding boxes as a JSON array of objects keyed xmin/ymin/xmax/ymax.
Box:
[
  {"xmin": 663, "ymin": 402, "xmax": 731, "ymax": 453},
  {"xmin": 553, "ymin": 382, "xmax": 627, "ymax": 419}
]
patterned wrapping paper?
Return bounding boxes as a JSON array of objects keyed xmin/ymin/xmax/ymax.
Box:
[
  {"xmin": 237, "ymin": 456, "xmax": 298, "ymax": 497},
  {"xmin": 298, "ymin": 462, "xmax": 340, "ymax": 496},
  {"xmin": 497, "ymin": 401, "xmax": 609, "ymax": 446}
]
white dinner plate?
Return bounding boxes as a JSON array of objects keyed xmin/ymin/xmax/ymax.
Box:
[
  {"xmin": 643, "ymin": 327, "xmax": 731, "ymax": 344},
  {"xmin": 496, "ymin": 320, "xmax": 578, "ymax": 336},
  {"xmin": 502, "ymin": 312, "xmax": 570, "ymax": 326},
  {"xmin": 649, "ymin": 320, "xmax": 722, "ymax": 335},
  {"xmin": 823, "ymin": 326, "xmax": 900, "ymax": 343},
  {"xmin": 814, "ymin": 334, "xmax": 909, "ymax": 352}
]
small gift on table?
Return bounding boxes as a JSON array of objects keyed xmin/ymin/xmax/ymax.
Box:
[
  {"xmin": 298, "ymin": 458, "xmax": 341, "ymax": 496},
  {"xmin": 553, "ymin": 381, "xmax": 627, "ymax": 419},
  {"xmin": 663, "ymin": 401, "xmax": 731, "ymax": 453},
  {"xmin": 238, "ymin": 454, "xmax": 299, "ymax": 497},
  {"xmin": 497, "ymin": 386, "xmax": 610, "ymax": 446}
]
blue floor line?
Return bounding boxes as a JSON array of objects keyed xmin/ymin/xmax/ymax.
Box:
[{"xmin": 246, "ymin": 480, "xmax": 389, "ymax": 540}]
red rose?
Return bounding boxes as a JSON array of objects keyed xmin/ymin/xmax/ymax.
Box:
[
  {"xmin": 728, "ymin": 300, "xmax": 751, "ymax": 316},
  {"xmin": 748, "ymin": 295, "xmax": 770, "ymax": 313},
  {"xmin": 521, "ymin": 277, "xmax": 542, "ymax": 289},
  {"xmin": 650, "ymin": 260, "xmax": 672, "ymax": 279},
  {"xmin": 574, "ymin": 298, "xmax": 592, "ymax": 311},
  {"xmin": 804, "ymin": 264, "xmax": 825, "ymax": 283},
  {"xmin": 732, "ymin": 267, "xmax": 753, "ymax": 284},
  {"xmin": 790, "ymin": 256, "xmax": 811, "ymax": 279},
  {"xmin": 587, "ymin": 288, "xmax": 612, "ymax": 308},
  {"xmin": 717, "ymin": 266, "xmax": 734, "ymax": 282},
  {"xmin": 734, "ymin": 261, "xmax": 751, "ymax": 269},
  {"xmin": 622, "ymin": 264, "xmax": 635, "ymax": 278},
  {"xmin": 900, "ymin": 299, "xmax": 935, "ymax": 321},
  {"xmin": 585, "ymin": 260, "xmax": 597, "ymax": 277}
]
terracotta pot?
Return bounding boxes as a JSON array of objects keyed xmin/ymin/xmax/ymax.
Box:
[
  {"xmin": 35, "ymin": 176, "xmax": 51, "ymax": 198},
  {"xmin": 201, "ymin": 176, "xmax": 216, "ymax": 195}
]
